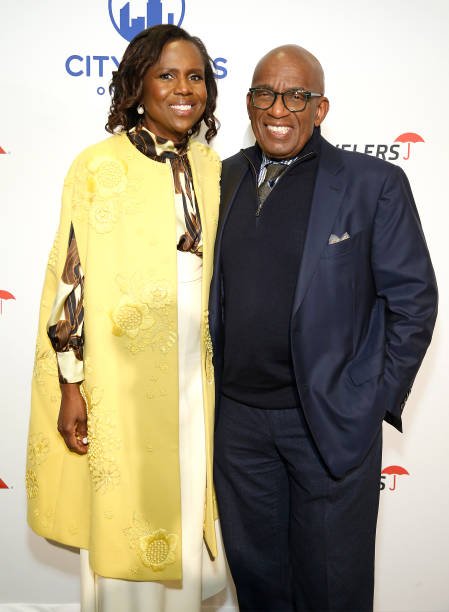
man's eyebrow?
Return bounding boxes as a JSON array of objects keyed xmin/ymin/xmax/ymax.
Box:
[{"xmin": 251, "ymin": 84, "xmax": 305, "ymax": 90}]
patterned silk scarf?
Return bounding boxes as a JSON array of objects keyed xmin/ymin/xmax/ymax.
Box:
[{"xmin": 128, "ymin": 126, "xmax": 203, "ymax": 257}]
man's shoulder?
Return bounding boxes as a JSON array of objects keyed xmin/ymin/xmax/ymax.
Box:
[{"xmin": 221, "ymin": 147, "xmax": 259, "ymax": 190}]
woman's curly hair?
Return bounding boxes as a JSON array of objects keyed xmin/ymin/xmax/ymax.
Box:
[{"xmin": 106, "ymin": 24, "xmax": 218, "ymax": 143}]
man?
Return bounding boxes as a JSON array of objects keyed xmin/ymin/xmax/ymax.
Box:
[{"xmin": 209, "ymin": 45, "xmax": 437, "ymax": 611}]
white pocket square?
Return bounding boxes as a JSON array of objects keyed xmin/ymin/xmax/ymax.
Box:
[{"xmin": 328, "ymin": 232, "xmax": 350, "ymax": 244}]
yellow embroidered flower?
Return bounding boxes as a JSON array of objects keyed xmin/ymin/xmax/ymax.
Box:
[
  {"xmin": 84, "ymin": 386, "xmax": 121, "ymax": 494},
  {"xmin": 26, "ymin": 470, "xmax": 39, "ymax": 499},
  {"xmin": 139, "ymin": 529, "xmax": 178, "ymax": 571},
  {"xmin": 89, "ymin": 198, "xmax": 119, "ymax": 234},
  {"xmin": 27, "ymin": 433, "xmax": 50, "ymax": 467},
  {"xmin": 90, "ymin": 459, "xmax": 121, "ymax": 493},
  {"xmin": 140, "ymin": 282, "xmax": 171, "ymax": 309},
  {"xmin": 113, "ymin": 275, "xmax": 176, "ymax": 354},
  {"xmin": 87, "ymin": 158, "xmax": 128, "ymax": 196},
  {"xmin": 40, "ymin": 510, "xmax": 54, "ymax": 529},
  {"xmin": 111, "ymin": 297, "xmax": 155, "ymax": 339},
  {"xmin": 146, "ymin": 376, "xmax": 168, "ymax": 400}
]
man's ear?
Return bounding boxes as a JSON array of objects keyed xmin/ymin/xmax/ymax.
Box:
[
  {"xmin": 246, "ymin": 92, "xmax": 252, "ymax": 119},
  {"xmin": 314, "ymin": 97, "xmax": 329, "ymax": 127}
]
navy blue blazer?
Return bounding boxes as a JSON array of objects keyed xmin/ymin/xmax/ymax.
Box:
[{"xmin": 209, "ymin": 137, "xmax": 438, "ymax": 479}]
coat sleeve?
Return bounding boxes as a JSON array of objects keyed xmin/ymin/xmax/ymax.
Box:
[
  {"xmin": 370, "ymin": 164, "xmax": 438, "ymax": 430},
  {"xmin": 27, "ymin": 153, "xmax": 91, "ymax": 549}
]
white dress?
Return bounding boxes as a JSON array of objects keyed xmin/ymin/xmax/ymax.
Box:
[{"xmin": 79, "ymin": 180, "xmax": 227, "ymax": 611}]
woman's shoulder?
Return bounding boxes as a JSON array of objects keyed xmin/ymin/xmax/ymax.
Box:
[
  {"xmin": 72, "ymin": 132, "xmax": 129, "ymax": 163},
  {"xmin": 63, "ymin": 133, "xmax": 133, "ymax": 189}
]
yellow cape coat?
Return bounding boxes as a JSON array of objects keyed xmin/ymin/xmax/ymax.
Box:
[{"xmin": 27, "ymin": 133, "xmax": 221, "ymax": 581}]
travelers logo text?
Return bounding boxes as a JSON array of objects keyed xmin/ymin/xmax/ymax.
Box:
[
  {"xmin": 380, "ymin": 465, "xmax": 409, "ymax": 492},
  {"xmin": 336, "ymin": 132, "xmax": 425, "ymax": 161}
]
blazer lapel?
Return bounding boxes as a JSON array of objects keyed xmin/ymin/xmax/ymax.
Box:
[
  {"xmin": 220, "ymin": 154, "xmax": 251, "ymax": 221},
  {"xmin": 209, "ymin": 151, "xmax": 251, "ymax": 343},
  {"xmin": 292, "ymin": 139, "xmax": 347, "ymax": 314}
]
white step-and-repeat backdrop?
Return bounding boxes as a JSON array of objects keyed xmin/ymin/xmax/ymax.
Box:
[{"xmin": 1, "ymin": 1, "xmax": 448, "ymax": 610}]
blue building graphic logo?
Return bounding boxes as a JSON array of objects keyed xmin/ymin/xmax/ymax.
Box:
[
  {"xmin": 65, "ymin": 0, "xmax": 226, "ymax": 94},
  {"xmin": 109, "ymin": 0, "xmax": 186, "ymax": 42}
]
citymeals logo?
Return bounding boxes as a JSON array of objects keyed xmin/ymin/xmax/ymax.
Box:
[
  {"xmin": 380, "ymin": 465, "xmax": 410, "ymax": 492},
  {"xmin": 65, "ymin": 0, "xmax": 227, "ymax": 96},
  {"xmin": 336, "ymin": 132, "xmax": 425, "ymax": 161},
  {"xmin": 109, "ymin": 0, "xmax": 186, "ymax": 42}
]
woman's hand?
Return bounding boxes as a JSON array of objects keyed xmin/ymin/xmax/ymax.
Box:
[{"xmin": 57, "ymin": 383, "xmax": 88, "ymax": 455}]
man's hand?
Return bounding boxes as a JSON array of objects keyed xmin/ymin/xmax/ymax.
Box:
[{"xmin": 57, "ymin": 383, "xmax": 88, "ymax": 455}]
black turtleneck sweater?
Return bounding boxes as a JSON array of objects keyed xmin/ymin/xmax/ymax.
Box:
[{"xmin": 221, "ymin": 129, "xmax": 321, "ymax": 409}]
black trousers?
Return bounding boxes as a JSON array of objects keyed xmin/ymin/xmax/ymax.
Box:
[{"xmin": 214, "ymin": 395, "xmax": 382, "ymax": 612}]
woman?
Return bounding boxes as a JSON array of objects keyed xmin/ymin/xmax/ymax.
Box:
[{"xmin": 27, "ymin": 24, "xmax": 226, "ymax": 611}]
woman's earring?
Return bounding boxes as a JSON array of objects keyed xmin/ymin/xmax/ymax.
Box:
[{"xmin": 137, "ymin": 104, "xmax": 145, "ymax": 115}]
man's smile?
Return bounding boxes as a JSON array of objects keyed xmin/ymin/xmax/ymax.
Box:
[{"xmin": 266, "ymin": 125, "xmax": 293, "ymax": 136}]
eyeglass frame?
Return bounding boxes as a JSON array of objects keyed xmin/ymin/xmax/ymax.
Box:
[{"xmin": 248, "ymin": 87, "xmax": 323, "ymax": 113}]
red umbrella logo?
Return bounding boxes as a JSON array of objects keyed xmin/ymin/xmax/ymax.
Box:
[
  {"xmin": 0, "ymin": 478, "xmax": 10, "ymax": 489},
  {"xmin": 381, "ymin": 465, "xmax": 409, "ymax": 491},
  {"xmin": 394, "ymin": 132, "xmax": 425, "ymax": 160},
  {"xmin": 0, "ymin": 146, "xmax": 7, "ymax": 154},
  {"xmin": 0, "ymin": 289, "xmax": 15, "ymax": 315}
]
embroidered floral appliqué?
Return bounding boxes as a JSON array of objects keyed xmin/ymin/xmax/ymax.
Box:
[
  {"xmin": 26, "ymin": 469, "xmax": 39, "ymax": 499},
  {"xmin": 27, "ymin": 433, "xmax": 50, "ymax": 467},
  {"xmin": 89, "ymin": 197, "xmax": 119, "ymax": 234},
  {"xmin": 87, "ymin": 158, "xmax": 128, "ymax": 196},
  {"xmin": 124, "ymin": 515, "xmax": 178, "ymax": 572},
  {"xmin": 31, "ymin": 507, "xmax": 54, "ymax": 531},
  {"xmin": 85, "ymin": 386, "xmax": 121, "ymax": 494},
  {"xmin": 111, "ymin": 274, "xmax": 176, "ymax": 355},
  {"xmin": 139, "ymin": 530, "xmax": 178, "ymax": 571},
  {"xmin": 91, "ymin": 459, "xmax": 121, "ymax": 493},
  {"xmin": 71, "ymin": 155, "xmax": 142, "ymax": 229},
  {"xmin": 146, "ymin": 376, "xmax": 168, "ymax": 400},
  {"xmin": 203, "ymin": 312, "xmax": 214, "ymax": 384}
]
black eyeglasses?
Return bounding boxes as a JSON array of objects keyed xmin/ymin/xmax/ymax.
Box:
[{"xmin": 248, "ymin": 87, "xmax": 323, "ymax": 112}]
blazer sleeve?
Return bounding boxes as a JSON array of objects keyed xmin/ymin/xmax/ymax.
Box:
[{"xmin": 371, "ymin": 164, "xmax": 438, "ymax": 429}]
